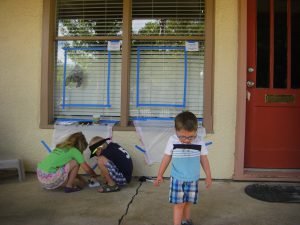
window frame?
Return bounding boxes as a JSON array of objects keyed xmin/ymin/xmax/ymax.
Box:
[{"xmin": 40, "ymin": 0, "xmax": 214, "ymax": 132}]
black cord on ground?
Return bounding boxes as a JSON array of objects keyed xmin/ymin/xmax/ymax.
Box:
[{"xmin": 118, "ymin": 180, "xmax": 144, "ymax": 225}]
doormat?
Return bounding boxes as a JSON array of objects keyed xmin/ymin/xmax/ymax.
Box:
[{"xmin": 245, "ymin": 184, "xmax": 300, "ymax": 203}]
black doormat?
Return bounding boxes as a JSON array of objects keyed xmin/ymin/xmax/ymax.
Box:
[{"xmin": 245, "ymin": 184, "xmax": 300, "ymax": 203}]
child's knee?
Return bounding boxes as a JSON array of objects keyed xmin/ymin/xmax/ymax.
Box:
[
  {"xmin": 97, "ymin": 156, "xmax": 108, "ymax": 165},
  {"xmin": 69, "ymin": 160, "xmax": 79, "ymax": 167},
  {"xmin": 174, "ymin": 203, "xmax": 185, "ymax": 210}
]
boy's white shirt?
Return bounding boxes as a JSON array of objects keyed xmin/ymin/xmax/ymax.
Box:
[{"xmin": 164, "ymin": 134, "xmax": 208, "ymax": 155}]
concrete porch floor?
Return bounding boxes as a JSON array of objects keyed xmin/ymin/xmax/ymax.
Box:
[{"xmin": 0, "ymin": 173, "xmax": 299, "ymax": 225}]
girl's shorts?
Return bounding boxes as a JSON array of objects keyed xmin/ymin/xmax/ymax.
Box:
[
  {"xmin": 37, "ymin": 163, "xmax": 70, "ymax": 190},
  {"xmin": 169, "ymin": 177, "xmax": 199, "ymax": 204},
  {"xmin": 105, "ymin": 161, "xmax": 127, "ymax": 186}
]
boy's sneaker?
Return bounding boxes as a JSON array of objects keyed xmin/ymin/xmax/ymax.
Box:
[{"xmin": 181, "ymin": 219, "xmax": 194, "ymax": 225}]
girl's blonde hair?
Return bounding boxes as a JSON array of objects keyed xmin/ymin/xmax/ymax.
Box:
[{"xmin": 56, "ymin": 132, "xmax": 88, "ymax": 153}]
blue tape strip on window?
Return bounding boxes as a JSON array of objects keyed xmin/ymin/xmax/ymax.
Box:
[
  {"xmin": 62, "ymin": 47, "xmax": 111, "ymax": 109},
  {"xmin": 136, "ymin": 46, "xmax": 187, "ymax": 108},
  {"xmin": 132, "ymin": 117, "xmax": 203, "ymax": 122},
  {"xmin": 55, "ymin": 118, "xmax": 119, "ymax": 124}
]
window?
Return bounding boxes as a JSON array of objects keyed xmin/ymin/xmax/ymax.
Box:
[
  {"xmin": 54, "ymin": 0, "xmax": 123, "ymax": 120},
  {"xmin": 40, "ymin": 0, "xmax": 214, "ymax": 131}
]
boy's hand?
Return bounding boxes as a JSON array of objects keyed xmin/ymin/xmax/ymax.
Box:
[
  {"xmin": 154, "ymin": 176, "xmax": 163, "ymax": 187},
  {"xmin": 205, "ymin": 177, "xmax": 212, "ymax": 189}
]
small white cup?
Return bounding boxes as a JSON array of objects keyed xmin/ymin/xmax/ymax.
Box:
[{"xmin": 92, "ymin": 114, "xmax": 101, "ymax": 124}]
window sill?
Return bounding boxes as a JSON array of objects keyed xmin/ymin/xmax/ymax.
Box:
[{"xmin": 39, "ymin": 123, "xmax": 136, "ymax": 131}]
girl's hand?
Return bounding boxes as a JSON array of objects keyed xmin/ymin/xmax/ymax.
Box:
[{"xmin": 154, "ymin": 176, "xmax": 163, "ymax": 187}]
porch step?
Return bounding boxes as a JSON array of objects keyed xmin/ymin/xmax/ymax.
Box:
[{"xmin": 0, "ymin": 159, "xmax": 25, "ymax": 182}]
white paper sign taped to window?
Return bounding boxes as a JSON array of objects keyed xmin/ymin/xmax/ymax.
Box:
[
  {"xmin": 185, "ymin": 41, "xmax": 199, "ymax": 51},
  {"xmin": 107, "ymin": 40, "xmax": 121, "ymax": 51}
]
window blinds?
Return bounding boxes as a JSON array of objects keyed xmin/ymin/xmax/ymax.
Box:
[
  {"xmin": 132, "ymin": 0, "xmax": 205, "ymax": 36},
  {"xmin": 54, "ymin": 0, "xmax": 123, "ymax": 121},
  {"xmin": 130, "ymin": 40, "xmax": 205, "ymax": 119},
  {"xmin": 56, "ymin": 0, "xmax": 123, "ymax": 36},
  {"xmin": 130, "ymin": 0, "xmax": 205, "ymax": 119},
  {"xmin": 54, "ymin": 41, "xmax": 121, "ymax": 120},
  {"xmin": 54, "ymin": 0, "xmax": 206, "ymax": 121}
]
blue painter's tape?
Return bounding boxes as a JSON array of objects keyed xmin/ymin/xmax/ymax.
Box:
[
  {"xmin": 183, "ymin": 50, "xmax": 188, "ymax": 107},
  {"xmin": 107, "ymin": 51, "xmax": 111, "ymax": 106},
  {"xmin": 61, "ymin": 47, "xmax": 111, "ymax": 109},
  {"xmin": 63, "ymin": 47, "xmax": 106, "ymax": 51},
  {"xmin": 41, "ymin": 140, "xmax": 52, "ymax": 153},
  {"xmin": 205, "ymin": 141, "xmax": 213, "ymax": 146},
  {"xmin": 55, "ymin": 118, "xmax": 93, "ymax": 122},
  {"xmin": 136, "ymin": 46, "xmax": 187, "ymax": 108},
  {"xmin": 137, "ymin": 46, "xmax": 185, "ymax": 51},
  {"xmin": 135, "ymin": 145, "xmax": 146, "ymax": 153},
  {"xmin": 62, "ymin": 50, "xmax": 68, "ymax": 109},
  {"xmin": 132, "ymin": 117, "xmax": 203, "ymax": 122},
  {"xmin": 136, "ymin": 48, "xmax": 141, "ymax": 107},
  {"xmin": 137, "ymin": 103, "xmax": 185, "ymax": 107},
  {"xmin": 62, "ymin": 104, "xmax": 111, "ymax": 108},
  {"xmin": 55, "ymin": 118, "xmax": 119, "ymax": 124}
]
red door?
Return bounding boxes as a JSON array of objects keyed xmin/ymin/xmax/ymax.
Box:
[{"xmin": 245, "ymin": 0, "xmax": 300, "ymax": 168}]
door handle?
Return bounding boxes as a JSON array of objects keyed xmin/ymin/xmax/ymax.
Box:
[
  {"xmin": 246, "ymin": 80, "xmax": 255, "ymax": 88},
  {"xmin": 248, "ymin": 67, "xmax": 254, "ymax": 73}
]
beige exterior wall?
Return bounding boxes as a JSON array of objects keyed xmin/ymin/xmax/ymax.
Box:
[{"xmin": 0, "ymin": 0, "xmax": 238, "ymax": 179}]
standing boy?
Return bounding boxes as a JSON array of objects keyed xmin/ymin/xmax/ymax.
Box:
[{"xmin": 154, "ymin": 111, "xmax": 212, "ymax": 225}]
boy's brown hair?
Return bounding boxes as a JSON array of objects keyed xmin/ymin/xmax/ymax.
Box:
[{"xmin": 175, "ymin": 111, "xmax": 198, "ymax": 131}]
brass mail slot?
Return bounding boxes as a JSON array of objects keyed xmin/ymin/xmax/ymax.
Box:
[{"xmin": 265, "ymin": 94, "xmax": 295, "ymax": 103}]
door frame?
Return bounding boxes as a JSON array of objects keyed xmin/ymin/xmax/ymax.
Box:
[{"xmin": 234, "ymin": 0, "xmax": 300, "ymax": 181}]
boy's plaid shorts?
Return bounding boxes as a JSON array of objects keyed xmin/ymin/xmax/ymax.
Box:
[
  {"xmin": 105, "ymin": 161, "xmax": 127, "ymax": 186},
  {"xmin": 169, "ymin": 177, "xmax": 199, "ymax": 204}
]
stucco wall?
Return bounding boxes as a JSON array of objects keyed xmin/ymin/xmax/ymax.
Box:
[{"xmin": 0, "ymin": 0, "xmax": 238, "ymax": 179}]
